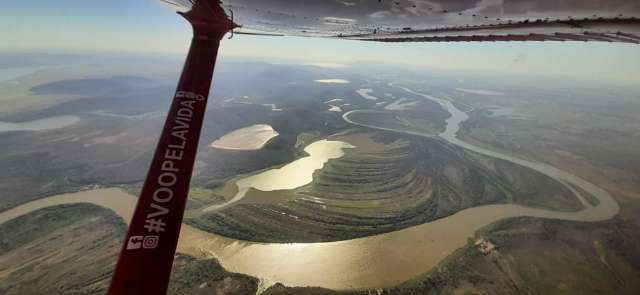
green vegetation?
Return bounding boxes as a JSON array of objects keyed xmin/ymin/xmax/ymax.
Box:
[
  {"xmin": 0, "ymin": 204, "xmax": 126, "ymax": 295},
  {"xmin": 169, "ymin": 255, "xmax": 258, "ymax": 295},
  {"xmin": 185, "ymin": 187, "xmax": 226, "ymax": 210},
  {"xmin": 380, "ymin": 216, "xmax": 640, "ymax": 295},
  {"xmin": 263, "ymin": 284, "xmax": 362, "ymax": 295},
  {"xmin": 188, "ymin": 132, "xmax": 581, "ymax": 243},
  {"xmin": 456, "ymin": 82, "xmax": 640, "ymax": 205},
  {"xmin": 0, "ymin": 204, "xmax": 259, "ymax": 295},
  {"xmin": 348, "ymin": 110, "xmax": 446, "ymax": 136},
  {"xmin": 568, "ymin": 182, "xmax": 601, "ymax": 207}
]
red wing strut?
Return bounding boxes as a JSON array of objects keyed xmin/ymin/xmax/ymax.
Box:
[{"xmin": 107, "ymin": 1, "xmax": 236, "ymax": 294}]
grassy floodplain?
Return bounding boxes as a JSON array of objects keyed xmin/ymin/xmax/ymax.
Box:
[{"xmin": 187, "ymin": 131, "xmax": 581, "ymax": 243}]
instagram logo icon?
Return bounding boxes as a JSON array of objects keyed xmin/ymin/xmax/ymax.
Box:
[{"xmin": 142, "ymin": 235, "xmax": 159, "ymax": 249}]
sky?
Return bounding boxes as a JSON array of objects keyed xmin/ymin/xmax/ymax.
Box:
[{"xmin": 1, "ymin": 0, "xmax": 639, "ymax": 83}]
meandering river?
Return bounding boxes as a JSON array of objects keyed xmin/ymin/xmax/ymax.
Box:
[{"xmin": 0, "ymin": 86, "xmax": 619, "ymax": 290}]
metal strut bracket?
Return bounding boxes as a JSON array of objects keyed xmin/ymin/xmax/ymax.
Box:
[{"xmin": 107, "ymin": 1, "xmax": 237, "ymax": 294}]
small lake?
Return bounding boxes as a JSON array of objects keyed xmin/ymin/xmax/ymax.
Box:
[
  {"xmin": 211, "ymin": 124, "xmax": 279, "ymax": 150},
  {"xmin": 205, "ymin": 139, "xmax": 354, "ymax": 211}
]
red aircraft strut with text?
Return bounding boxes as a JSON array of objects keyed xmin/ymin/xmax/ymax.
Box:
[{"xmin": 108, "ymin": 1, "xmax": 236, "ymax": 294}]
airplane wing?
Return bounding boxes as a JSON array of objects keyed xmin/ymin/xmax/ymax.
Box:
[{"xmin": 159, "ymin": 0, "xmax": 640, "ymax": 43}]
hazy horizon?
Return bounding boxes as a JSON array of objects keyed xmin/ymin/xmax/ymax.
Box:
[{"xmin": 1, "ymin": 0, "xmax": 640, "ymax": 85}]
